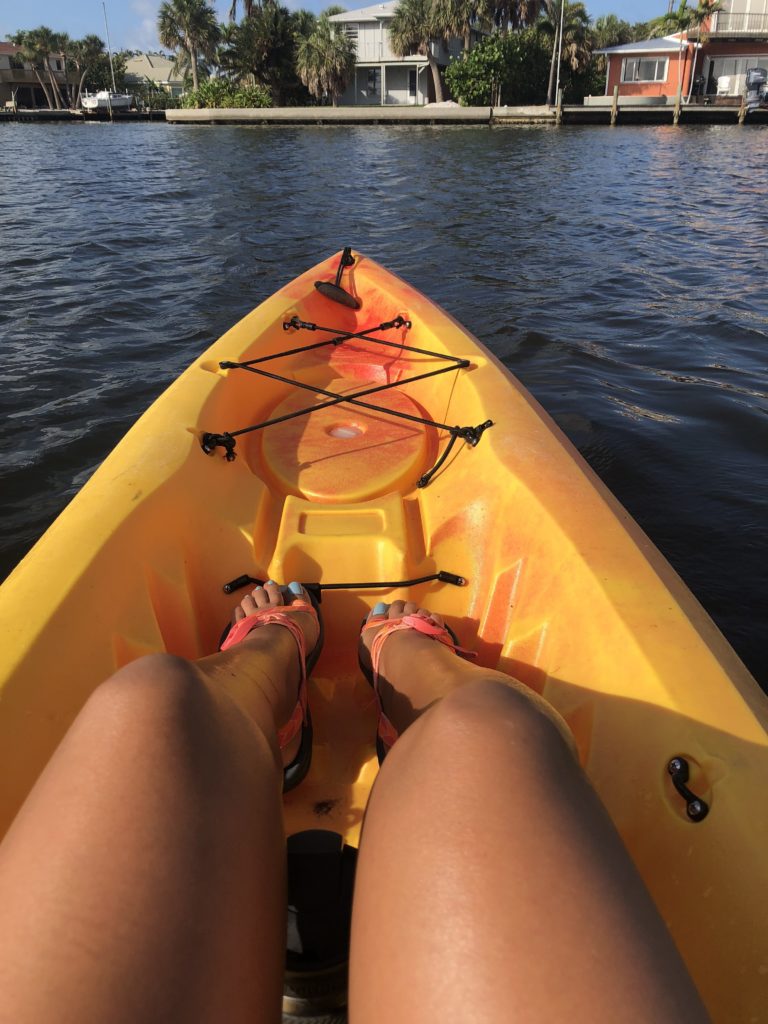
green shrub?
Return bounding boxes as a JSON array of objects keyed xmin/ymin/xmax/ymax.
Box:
[
  {"xmin": 445, "ymin": 30, "xmax": 550, "ymax": 107},
  {"xmin": 180, "ymin": 78, "xmax": 271, "ymax": 108}
]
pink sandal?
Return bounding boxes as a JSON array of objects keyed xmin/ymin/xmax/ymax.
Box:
[
  {"xmin": 220, "ymin": 583, "xmax": 323, "ymax": 792},
  {"xmin": 359, "ymin": 607, "xmax": 475, "ymax": 762}
]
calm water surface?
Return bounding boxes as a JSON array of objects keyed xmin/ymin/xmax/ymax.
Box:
[{"xmin": 1, "ymin": 122, "xmax": 766, "ymax": 687}]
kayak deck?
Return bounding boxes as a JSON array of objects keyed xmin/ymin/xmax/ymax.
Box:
[{"xmin": 0, "ymin": 251, "xmax": 766, "ymax": 1021}]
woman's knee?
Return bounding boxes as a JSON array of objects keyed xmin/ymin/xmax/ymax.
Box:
[
  {"xmin": 84, "ymin": 653, "xmax": 215, "ymax": 727},
  {"xmin": 419, "ymin": 677, "xmax": 575, "ymax": 763}
]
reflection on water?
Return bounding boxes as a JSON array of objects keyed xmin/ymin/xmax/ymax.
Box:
[{"xmin": 0, "ymin": 122, "xmax": 766, "ymax": 687}]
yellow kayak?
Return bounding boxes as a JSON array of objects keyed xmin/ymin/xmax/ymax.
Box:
[{"xmin": 0, "ymin": 250, "xmax": 766, "ymax": 1021}]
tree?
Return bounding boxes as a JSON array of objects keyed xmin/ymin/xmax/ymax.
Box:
[
  {"xmin": 649, "ymin": 0, "xmax": 719, "ymax": 99},
  {"xmin": 9, "ymin": 28, "xmax": 68, "ymax": 109},
  {"xmin": 219, "ymin": 1, "xmax": 306, "ymax": 104},
  {"xmin": 229, "ymin": 0, "xmax": 254, "ymax": 21},
  {"xmin": 445, "ymin": 27, "xmax": 549, "ymax": 103},
  {"xmin": 69, "ymin": 35, "xmax": 108, "ymax": 108},
  {"xmin": 541, "ymin": 0, "xmax": 591, "ymax": 104},
  {"xmin": 291, "ymin": 9, "xmax": 318, "ymax": 41},
  {"xmin": 433, "ymin": 0, "xmax": 494, "ymax": 55},
  {"xmin": 295, "ymin": 13, "xmax": 356, "ymax": 105},
  {"xmin": 158, "ymin": 0, "xmax": 220, "ymax": 92},
  {"xmin": 588, "ymin": 13, "xmax": 632, "ymax": 84},
  {"xmin": 493, "ymin": 0, "xmax": 548, "ymax": 34},
  {"xmin": 388, "ymin": 0, "xmax": 445, "ymax": 102}
]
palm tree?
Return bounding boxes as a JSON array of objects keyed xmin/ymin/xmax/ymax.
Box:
[
  {"xmin": 433, "ymin": 0, "xmax": 494, "ymax": 55},
  {"xmin": 158, "ymin": 0, "xmax": 220, "ymax": 92},
  {"xmin": 388, "ymin": 0, "xmax": 444, "ymax": 102},
  {"xmin": 8, "ymin": 28, "xmax": 64, "ymax": 108},
  {"xmin": 542, "ymin": 0, "xmax": 590, "ymax": 104},
  {"xmin": 295, "ymin": 13, "xmax": 355, "ymax": 106},
  {"xmin": 590, "ymin": 14, "xmax": 632, "ymax": 76},
  {"xmin": 292, "ymin": 9, "xmax": 318, "ymax": 40},
  {"xmin": 494, "ymin": 0, "xmax": 548, "ymax": 33},
  {"xmin": 220, "ymin": 0, "xmax": 299, "ymax": 103},
  {"xmin": 650, "ymin": 1, "xmax": 719, "ymax": 100},
  {"xmin": 70, "ymin": 35, "xmax": 107, "ymax": 108},
  {"xmin": 229, "ymin": 0, "xmax": 254, "ymax": 22}
]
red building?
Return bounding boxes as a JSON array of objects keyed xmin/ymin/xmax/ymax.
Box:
[{"xmin": 599, "ymin": 2, "xmax": 768, "ymax": 103}]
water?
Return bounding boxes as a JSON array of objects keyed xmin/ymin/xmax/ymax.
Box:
[{"xmin": 1, "ymin": 122, "xmax": 766, "ymax": 688}]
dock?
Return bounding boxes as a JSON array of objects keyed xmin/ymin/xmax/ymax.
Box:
[
  {"xmin": 0, "ymin": 109, "xmax": 166, "ymax": 124},
  {"xmin": 3, "ymin": 103, "xmax": 765, "ymax": 127},
  {"xmin": 166, "ymin": 101, "xmax": 767, "ymax": 126}
]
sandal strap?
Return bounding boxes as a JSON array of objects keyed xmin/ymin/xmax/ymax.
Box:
[
  {"xmin": 220, "ymin": 603, "xmax": 317, "ymax": 750},
  {"xmin": 363, "ymin": 613, "xmax": 476, "ymax": 752}
]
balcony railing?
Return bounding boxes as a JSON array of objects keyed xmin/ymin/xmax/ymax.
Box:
[{"xmin": 710, "ymin": 11, "xmax": 768, "ymax": 34}]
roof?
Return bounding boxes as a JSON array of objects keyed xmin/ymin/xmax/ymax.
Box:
[
  {"xmin": 0, "ymin": 42, "xmax": 23, "ymax": 55},
  {"xmin": 329, "ymin": 2, "xmax": 399, "ymax": 23},
  {"xmin": 595, "ymin": 35, "xmax": 699, "ymax": 55},
  {"xmin": 124, "ymin": 53, "xmax": 183, "ymax": 85}
]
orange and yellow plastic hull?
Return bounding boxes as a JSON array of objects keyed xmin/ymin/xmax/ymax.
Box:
[{"xmin": 0, "ymin": 252, "xmax": 766, "ymax": 1020}]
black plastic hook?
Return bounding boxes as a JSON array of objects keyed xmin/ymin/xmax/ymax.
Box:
[{"xmin": 314, "ymin": 247, "xmax": 361, "ymax": 309}]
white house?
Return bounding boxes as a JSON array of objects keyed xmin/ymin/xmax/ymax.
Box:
[{"xmin": 328, "ymin": 1, "xmax": 467, "ymax": 106}]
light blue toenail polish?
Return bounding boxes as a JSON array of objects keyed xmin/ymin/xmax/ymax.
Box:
[
  {"xmin": 266, "ymin": 580, "xmax": 277, "ymax": 586},
  {"xmin": 288, "ymin": 581, "xmax": 303, "ymax": 596},
  {"xmin": 373, "ymin": 601, "xmax": 388, "ymax": 615}
]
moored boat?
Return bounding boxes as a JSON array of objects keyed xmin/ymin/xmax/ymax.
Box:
[
  {"xmin": 81, "ymin": 89, "xmax": 133, "ymax": 111},
  {"xmin": 0, "ymin": 250, "xmax": 765, "ymax": 1020}
]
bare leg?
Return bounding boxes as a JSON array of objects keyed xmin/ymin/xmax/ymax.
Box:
[
  {"xmin": 351, "ymin": 601, "xmax": 708, "ymax": 1023},
  {"xmin": 0, "ymin": 582, "xmax": 318, "ymax": 1024}
]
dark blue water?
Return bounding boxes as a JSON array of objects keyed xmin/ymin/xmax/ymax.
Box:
[{"xmin": 1, "ymin": 122, "xmax": 766, "ymax": 688}]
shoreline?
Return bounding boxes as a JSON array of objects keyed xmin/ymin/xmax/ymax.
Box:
[{"xmin": 2, "ymin": 103, "xmax": 766, "ymax": 127}]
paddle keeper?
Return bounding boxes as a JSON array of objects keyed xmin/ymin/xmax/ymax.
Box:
[
  {"xmin": 667, "ymin": 757, "xmax": 709, "ymax": 822},
  {"xmin": 222, "ymin": 570, "xmax": 467, "ymax": 596}
]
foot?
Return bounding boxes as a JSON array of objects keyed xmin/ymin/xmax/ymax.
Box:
[
  {"xmin": 359, "ymin": 600, "xmax": 473, "ymax": 740},
  {"xmin": 209, "ymin": 581, "xmax": 320, "ymax": 768}
]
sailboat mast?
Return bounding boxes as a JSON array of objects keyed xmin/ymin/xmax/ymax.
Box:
[{"xmin": 102, "ymin": 1, "xmax": 118, "ymax": 93}]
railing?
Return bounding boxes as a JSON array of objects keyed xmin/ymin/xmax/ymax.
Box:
[
  {"xmin": 710, "ymin": 11, "xmax": 768, "ymax": 34},
  {"xmin": 0, "ymin": 69, "xmax": 39, "ymax": 83}
]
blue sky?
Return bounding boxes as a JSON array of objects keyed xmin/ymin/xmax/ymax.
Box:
[{"xmin": 1, "ymin": 0, "xmax": 664, "ymax": 52}]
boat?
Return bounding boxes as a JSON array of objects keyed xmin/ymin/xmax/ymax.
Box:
[
  {"xmin": 81, "ymin": 89, "xmax": 133, "ymax": 111},
  {"xmin": 0, "ymin": 250, "xmax": 765, "ymax": 1020},
  {"xmin": 80, "ymin": 3, "xmax": 132, "ymax": 113}
]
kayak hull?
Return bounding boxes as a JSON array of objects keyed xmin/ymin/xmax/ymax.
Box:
[{"xmin": 1, "ymin": 252, "xmax": 766, "ymax": 1020}]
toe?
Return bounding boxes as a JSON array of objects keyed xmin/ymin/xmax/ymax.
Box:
[
  {"xmin": 252, "ymin": 585, "xmax": 271, "ymax": 610},
  {"xmin": 388, "ymin": 600, "xmax": 406, "ymax": 619},
  {"xmin": 368, "ymin": 601, "xmax": 389, "ymax": 622},
  {"xmin": 403, "ymin": 600, "xmax": 420, "ymax": 616},
  {"xmin": 264, "ymin": 580, "xmax": 283, "ymax": 607}
]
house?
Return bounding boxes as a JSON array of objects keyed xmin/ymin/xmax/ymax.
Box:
[
  {"xmin": 598, "ymin": 36, "xmax": 701, "ymax": 101},
  {"xmin": 597, "ymin": 0, "xmax": 768, "ymax": 103},
  {"xmin": 124, "ymin": 53, "xmax": 184, "ymax": 98},
  {"xmin": 0, "ymin": 42, "xmax": 75, "ymax": 109},
  {"xmin": 328, "ymin": 1, "xmax": 468, "ymax": 106}
]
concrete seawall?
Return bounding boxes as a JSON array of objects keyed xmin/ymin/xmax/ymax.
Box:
[
  {"xmin": 3, "ymin": 103, "xmax": 765, "ymax": 127},
  {"xmin": 165, "ymin": 103, "xmax": 767, "ymax": 126}
]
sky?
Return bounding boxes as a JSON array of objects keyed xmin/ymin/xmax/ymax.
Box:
[{"xmin": 0, "ymin": 0, "xmax": 664, "ymax": 52}]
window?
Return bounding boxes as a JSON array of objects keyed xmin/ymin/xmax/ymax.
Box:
[
  {"xmin": 55, "ymin": 59, "xmax": 62, "ymax": 71},
  {"xmin": 367, "ymin": 67, "xmax": 380, "ymax": 93},
  {"xmin": 621, "ymin": 57, "xmax": 668, "ymax": 83},
  {"xmin": 344, "ymin": 23, "xmax": 358, "ymax": 45},
  {"xmin": 409, "ymin": 68, "xmax": 417, "ymax": 97}
]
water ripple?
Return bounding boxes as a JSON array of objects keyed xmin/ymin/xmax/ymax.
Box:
[{"xmin": 0, "ymin": 121, "xmax": 766, "ymax": 686}]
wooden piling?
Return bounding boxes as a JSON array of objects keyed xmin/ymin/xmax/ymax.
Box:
[
  {"xmin": 738, "ymin": 97, "xmax": 747, "ymax": 124},
  {"xmin": 673, "ymin": 87, "xmax": 682, "ymax": 126},
  {"xmin": 556, "ymin": 88, "xmax": 563, "ymax": 126},
  {"xmin": 610, "ymin": 85, "xmax": 619, "ymax": 127}
]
